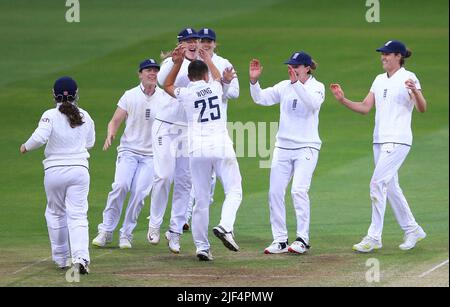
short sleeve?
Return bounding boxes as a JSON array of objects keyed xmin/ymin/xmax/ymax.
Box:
[
  {"xmin": 369, "ymin": 76, "xmax": 379, "ymax": 94},
  {"xmin": 117, "ymin": 91, "xmax": 128, "ymax": 111}
]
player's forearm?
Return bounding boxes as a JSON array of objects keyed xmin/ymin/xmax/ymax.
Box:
[
  {"xmin": 164, "ymin": 62, "xmax": 182, "ymax": 97},
  {"xmin": 339, "ymin": 98, "xmax": 371, "ymax": 115},
  {"xmin": 292, "ymin": 81, "xmax": 322, "ymax": 111},
  {"xmin": 107, "ymin": 119, "xmax": 121, "ymax": 140},
  {"xmin": 224, "ymin": 78, "xmax": 239, "ymax": 100},
  {"xmin": 24, "ymin": 133, "xmax": 46, "ymax": 151},
  {"xmin": 412, "ymin": 90, "xmax": 427, "ymax": 113},
  {"xmin": 206, "ymin": 60, "xmax": 221, "ymax": 82},
  {"xmin": 250, "ymin": 82, "xmax": 277, "ymax": 106}
]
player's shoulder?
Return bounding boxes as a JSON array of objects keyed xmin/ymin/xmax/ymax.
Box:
[
  {"xmin": 40, "ymin": 108, "xmax": 57, "ymax": 121},
  {"xmin": 78, "ymin": 107, "xmax": 94, "ymax": 122},
  {"xmin": 401, "ymin": 67, "xmax": 419, "ymax": 79},
  {"xmin": 309, "ymin": 76, "xmax": 325, "ymax": 90},
  {"xmin": 161, "ymin": 57, "xmax": 173, "ymax": 65}
]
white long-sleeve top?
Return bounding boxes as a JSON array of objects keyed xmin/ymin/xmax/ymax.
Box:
[
  {"xmin": 250, "ymin": 76, "xmax": 325, "ymax": 150},
  {"xmin": 157, "ymin": 53, "xmax": 239, "ymax": 124},
  {"xmin": 24, "ymin": 104, "xmax": 95, "ymax": 170}
]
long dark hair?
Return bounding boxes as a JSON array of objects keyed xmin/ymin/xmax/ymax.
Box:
[{"xmin": 58, "ymin": 101, "xmax": 84, "ymax": 128}]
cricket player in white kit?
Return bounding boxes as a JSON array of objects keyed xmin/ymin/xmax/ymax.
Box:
[
  {"xmin": 249, "ymin": 51, "xmax": 325, "ymax": 255},
  {"xmin": 164, "ymin": 46, "xmax": 242, "ymax": 261},
  {"xmin": 20, "ymin": 76, "xmax": 95, "ymax": 275},
  {"xmin": 330, "ymin": 40, "xmax": 428, "ymax": 252},
  {"xmin": 147, "ymin": 28, "xmax": 199, "ymax": 252},
  {"xmin": 93, "ymin": 59, "xmax": 165, "ymax": 249},
  {"xmin": 183, "ymin": 27, "xmax": 240, "ymax": 231}
]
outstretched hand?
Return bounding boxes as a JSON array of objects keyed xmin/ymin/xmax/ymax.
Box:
[
  {"xmin": 172, "ymin": 45, "xmax": 185, "ymax": 64},
  {"xmin": 249, "ymin": 59, "xmax": 262, "ymax": 83},
  {"xmin": 198, "ymin": 48, "xmax": 212, "ymax": 63},
  {"xmin": 330, "ymin": 83, "xmax": 345, "ymax": 102},
  {"xmin": 222, "ymin": 67, "xmax": 237, "ymax": 84}
]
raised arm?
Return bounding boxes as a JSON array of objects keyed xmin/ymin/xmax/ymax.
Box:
[
  {"xmin": 222, "ymin": 63, "xmax": 239, "ymax": 100},
  {"xmin": 249, "ymin": 59, "xmax": 280, "ymax": 106},
  {"xmin": 164, "ymin": 45, "xmax": 184, "ymax": 98},
  {"xmin": 330, "ymin": 83, "xmax": 375, "ymax": 115},
  {"xmin": 199, "ymin": 49, "xmax": 221, "ymax": 82},
  {"xmin": 289, "ymin": 66, "xmax": 324, "ymax": 111},
  {"xmin": 103, "ymin": 107, "xmax": 127, "ymax": 151}
]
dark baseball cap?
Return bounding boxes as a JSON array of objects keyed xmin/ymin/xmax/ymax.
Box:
[
  {"xmin": 177, "ymin": 28, "xmax": 200, "ymax": 42},
  {"xmin": 198, "ymin": 28, "xmax": 216, "ymax": 41},
  {"xmin": 284, "ymin": 51, "xmax": 312, "ymax": 66},
  {"xmin": 53, "ymin": 76, "xmax": 78, "ymax": 101},
  {"xmin": 139, "ymin": 59, "xmax": 160, "ymax": 72},
  {"xmin": 376, "ymin": 40, "xmax": 407, "ymax": 56}
]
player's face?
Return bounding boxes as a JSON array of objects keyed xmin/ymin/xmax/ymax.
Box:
[
  {"xmin": 381, "ymin": 52, "xmax": 401, "ymax": 71},
  {"xmin": 181, "ymin": 39, "xmax": 199, "ymax": 61},
  {"xmin": 139, "ymin": 67, "xmax": 159, "ymax": 87},
  {"xmin": 200, "ymin": 39, "xmax": 216, "ymax": 56},
  {"xmin": 289, "ymin": 64, "xmax": 310, "ymax": 78}
]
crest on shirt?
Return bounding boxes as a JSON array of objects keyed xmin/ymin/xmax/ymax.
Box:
[
  {"xmin": 145, "ymin": 108, "xmax": 151, "ymax": 120},
  {"xmin": 383, "ymin": 89, "xmax": 388, "ymax": 99}
]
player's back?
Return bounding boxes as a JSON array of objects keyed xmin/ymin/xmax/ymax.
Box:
[{"xmin": 175, "ymin": 80, "xmax": 232, "ymax": 154}]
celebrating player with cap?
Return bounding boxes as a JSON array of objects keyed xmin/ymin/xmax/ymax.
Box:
[
  {"xmin": 330, "ymin": 40, "xmax": 428, "ymax": 252},
  {"xmin": 92, "ymin": 59, "xmax": 168, "ymax": 249},
  {"xmin": 20, "ymin": 77, "xmax": 95, "ymax": 274},
  {"xmin": 249, "ymin": 51, "xmax": 325, "ymax": 255}
]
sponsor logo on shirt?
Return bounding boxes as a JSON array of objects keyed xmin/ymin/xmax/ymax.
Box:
[{"xmin": 41, "ymin": 118, "xmax": 50, "ymax": 123}]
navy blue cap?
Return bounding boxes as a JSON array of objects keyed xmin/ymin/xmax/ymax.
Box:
[
  {"xmin": 177, "ymin": 28, "xmax": 200, "ymax": 42},
  {"xmin": 284, "ymin": 51, "xmax": 313, "ymax": 66},
  {"xmin": 53, "ymin": 76, "xmax": 78, "ymax": 101},
  {"xmin": 139, "ymin": 59, "xmax": 160, "ymax": 72},
  {"xmin": 376, "ymin": 40, "xmax": 407, "ymax": 56},
  {"xmin": 198, "ymin": 28, "xmax": 216, "ymax": 41}
]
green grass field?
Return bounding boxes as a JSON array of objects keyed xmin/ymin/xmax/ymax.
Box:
[{"xmin": 0, "ymin": 0, "xmax": 448, "ymax": 287}]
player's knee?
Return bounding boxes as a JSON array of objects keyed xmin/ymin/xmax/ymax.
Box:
[
  {"xmin": 370, "ymin": 180, "xmax": 387, "ymax": 203},
  {"xmin": 291, "ymin": 187, "xmax": 309, "ymax": 200},
  {"xmin": 111, "ymin": 180, "xmax": 131, "ymax": 193}
]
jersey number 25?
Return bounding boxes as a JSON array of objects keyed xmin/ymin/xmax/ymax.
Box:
[{"xmin": 194, "ymin": 96, "xmax": 221, "ymax": 122}]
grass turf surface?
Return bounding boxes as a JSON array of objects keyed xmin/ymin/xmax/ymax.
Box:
[{"xmin": 0, "ymin": 0, "xmax": 448, "ymax": 286}]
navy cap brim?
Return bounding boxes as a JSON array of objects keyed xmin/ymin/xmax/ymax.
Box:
[
  {"xmin": 376, "ymin": 46, "xmax": 392, "ymax": 53},
  {"xmin": 139, "ymin": 64, "xmax": 160, "ymax": 71},
  {"xmin": 178, "ymin": 34, "xmax": 201, "ymax": 41},
  {"xmin": 200, "ymin": 35, "xmax": 215, "ymax": 41}
]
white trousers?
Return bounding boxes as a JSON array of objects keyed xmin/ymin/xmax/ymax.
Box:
[
  {"xmin": 44, "ymin": 166, "xmax": 90, "ymax": 266},
  {"xmin": 190, "ymin": 145, "xmax": 242, "ymax": 252},
  {"xmin": 367, "ymin": 143, "xmax": 419, "ymax": 241},
  {"xmin": 185, "ymin": 173, "xmax": 217, "ymax": 222},
  {"xmin": 268, "ymin": 147, "xmax": 319, "ymax": 244},
  {"xmin": 149, "ymin": 121, "xmax": 192, "ymax": 234},
  {"xmin": 98, "ymin": 151, "xmax": 154, "ymax": 239}
]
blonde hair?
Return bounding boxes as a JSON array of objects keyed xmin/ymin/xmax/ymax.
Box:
[{"xmin": 308, "ymin": 60, "xmax": 318, "ymax": 74}]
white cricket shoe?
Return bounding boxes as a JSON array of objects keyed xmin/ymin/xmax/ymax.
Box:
[
  {"xmin": 264, "ymin": 241, "xmax": 289, "ymax": 254},
  {"xmin": 147, "ymin": 227, "xmax": 160, "ymax": 245},
  {"xmin": 197, "ymin": 250, "xmax": 213, "ymax": 261},
  {"xmin": 288, "ymin": 238, "xmax": 310, "ymax": 254},
  {"xmin": 399, "ymin": 227, "xmax": 427, "ymax": 250},
  {"xmin": 213, "ymin": 226, "xmax": 239, "ymax": 252},
  {"xmin": 119, "ymin": 237, "xmax": 132, "ymax": 249},
  {"xmin": 92, "ymin": 231, "xmax": 113, "ymax": 247},
  {"xmin": 165, "ymin": 230, "xmax": 181, "ymax": 254},
  {"xmin": 353, "ymin": 236, "xmax": 382, "ymax": 253}
]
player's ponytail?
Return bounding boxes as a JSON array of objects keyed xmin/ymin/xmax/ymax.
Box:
[
  {"xmin": 400, "ymin": 49, "xmax": 412, "ymax": 66},
  {"xmin": 308, "ymin": 60, "xmax": 318, "ymax": 75},
  {"xmin": 59, "ymin": 101, "xmax": 85, "ymax": 128}
]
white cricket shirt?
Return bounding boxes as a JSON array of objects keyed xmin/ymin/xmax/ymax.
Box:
[
  {"xmin": 174, "ymin": 80, "xmax": 233, "ymax": 154},
  {"xmin": 116, "ymin": 84, "xmax": 170, "ymax": 156},
  {"xmin": 157, "ymin": 53, "xmax": 240, "ymax": 124},
  {"xmin": 24, "ymin": 105, "xmax": 95, "ymax": 170},
  {"xmin": 250, "ymin": 76, "xmax": 325, "ymax": 150},
  {"xmin": 370, "ymin": 67, "xmax": 421, "ymax": 146}
]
